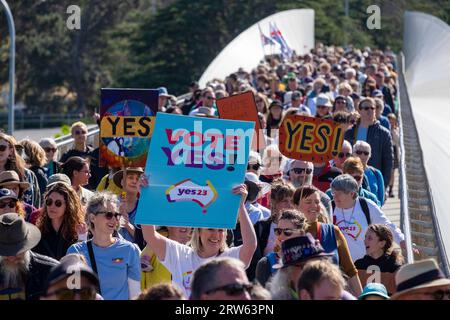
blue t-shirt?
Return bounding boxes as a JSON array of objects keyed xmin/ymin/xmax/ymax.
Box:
[
  {"xmin": 356, "ymin": 126, "xmax": 368, "ymax": 142},
  {"xmin": 67, "ymin": 238, "xmax": 141, "ymax": 300}
]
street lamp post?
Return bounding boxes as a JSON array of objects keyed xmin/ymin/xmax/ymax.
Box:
[{"xmin": 1, "ymin": 0, "xmax": 15, "ymax": 135}]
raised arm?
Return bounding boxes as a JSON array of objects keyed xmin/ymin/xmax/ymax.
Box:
[
  {"xmin": 141, "ymin": 225, "xmax": 167, "ymax": 261},
  {"xmin": 233, "ymin": 184, "xmax": 257, "ymax": 268}
]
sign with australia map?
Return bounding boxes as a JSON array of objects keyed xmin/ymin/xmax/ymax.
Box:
[
  {"xmin": 135, "ymin": 113, "xmax": 254, "ymax": 228},
  {"xmin": 99, "ymin": 88, "xmax": 158, "ymax": 168}
]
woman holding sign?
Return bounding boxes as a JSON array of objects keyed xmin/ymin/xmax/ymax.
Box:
[{"xmin": 141, "ymin": 184, "xmax": 257, "ymax": 298}]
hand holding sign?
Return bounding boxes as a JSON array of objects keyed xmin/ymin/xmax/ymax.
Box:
[{"xmin": 278, "ymin": 115, "xmax": 344, "ymax": 163}]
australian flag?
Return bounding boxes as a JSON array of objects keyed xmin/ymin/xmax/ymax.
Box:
[{"xmin": 269, "ymin": 22, "xmax": 293, "ymax": 60}]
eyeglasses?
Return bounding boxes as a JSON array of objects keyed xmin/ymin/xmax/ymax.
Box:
[
  {"xmin": 45, "ymin": 287, "xmax": 97, "ymax": 300},
  {"xmin": 205, "ymin": 283, "xmax": 253, "ymax": 296},
  {"xmin": 290, "ymin": 168, "xmax": 313, "ymax": 175},
  {"xmin": 74, "ymin": 130, "xmax": 87, "ymax": 135},
  {"xmin": 96, "ymin": 211, "xmax": 122, "ymax": 220},
  {"xmin": 46, "ymin": 198, "xmax": 64, "ymax": 207},
  {"xmin": 274, "ymin": 228, "xmax": 297, "ymax": 237},
  {"xmin": 0, "ymin": 145, "xmax": 8, "ymax": 152},
  {"xmin": 338, "ymin": 152, "xmax": 351, "ymax": 159},
  {"xmin": 355, "ymin": 150, "xmax": 370, "ymax": 156},
  {"xmin": 426, "ymin": 289, "xmax": 450, "ymax": 300},
  {"xmin": 0, "ymin": 200, "xmax": 17, "ymax": 209},
  {"xmin": 44, "ymin": 147, "xmax": 57, "ymax": 153},
  {"xmin": 247, "ymin": 163, "xmax": 261, "ymax": 171},
  {"xmin": 360, "ymin": 106, "xmax": 375, "ymax": 111}
]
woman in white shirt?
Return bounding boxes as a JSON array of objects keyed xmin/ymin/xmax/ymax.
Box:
[{"xmin": 142, "ymin": 184, "xmax": 257, "ymax": 297}]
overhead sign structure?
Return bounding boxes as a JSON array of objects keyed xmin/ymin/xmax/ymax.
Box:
[
  {"xmin": 278, "ymin": 115, "xmax": 344, "ymax": 163},
  {"xmin": 135, "ymin": 113, "xmax": 254, "ymax": 229},
  {"xmin": 99, "ymin": 88, "xmax": 158, "ymax": 167}
]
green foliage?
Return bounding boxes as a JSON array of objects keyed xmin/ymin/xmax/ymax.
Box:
[{"xmin": 1, "ymin": 0, "xmax": 450, "ymax": 112}]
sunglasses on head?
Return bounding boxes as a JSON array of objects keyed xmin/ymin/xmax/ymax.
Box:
[
  {"xmin": 247, "ymin": 163, "xmax": 261, "ymax": 171},
  {"xmin": 0, "ymin": 145, "xmax": 9, "ymax": 152},
  {"xmin": 360, "ymin": 106, "xmax": 375, "ymax": 111},
  {"xmin": 0, "ymin": 200, "xmax": 17, "ymax": 209},
  {"xmin": 46, "ymin": 198, "xmax": 64, "ymax": 207},
  {"xmin": 205, "ymin": 283, "xmax": 253, "ymax": 296},
  {"xmin": 274, "ymin": 228, "xmax": 297, "ymax": 237},
  {"xmin": 97, "ymin": 211, "xmax": 122, "ymax": 220},
  {"xmin": 74, "ymin": 130, "xmax": 87, "ymax": 135},
  {"xmin": 338, "ymin": 152, "xmax": 351, "ymax": 159},
  {"xmin": 290, "ymin": 168, "xmax": 313, "ymax": 175},
  {"xmin": 355, "ymin": 150, "xmax": 370, "ymax": 156},
  {"xmin": 45, "ymin": 287, "xmax": 97, "ymax": 300},
  {"xmin": 44, "ymin": 147, "xmax": 57, "ymax": 153}
]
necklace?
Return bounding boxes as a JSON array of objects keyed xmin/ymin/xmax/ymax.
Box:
[{"xmin": 340, "ymin": 201, "xmax": 356, "ymax": 234}]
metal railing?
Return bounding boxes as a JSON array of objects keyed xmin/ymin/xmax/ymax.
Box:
[
  {"xmin": 55, "ymin": 125, "xmax": 99, "ymax": 159},
  {"xmin": 398, "ymin": 52, "xmax": 450, "ymax": 276}
]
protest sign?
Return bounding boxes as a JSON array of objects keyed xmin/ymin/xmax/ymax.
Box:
[
  {"xmin": 278, "ymin": 115, "xmax": 344, "ymax": 163},
  {"xmin": 135, "ymin": 113, "xmax": 254, "ymax": 229},
  {"xmin": 216, "ymin": 91, "xmax": 265, "ymax": 150},
  {"xmin": 100, "ymin": 88, "xmax": 158, "ymax": 167}
]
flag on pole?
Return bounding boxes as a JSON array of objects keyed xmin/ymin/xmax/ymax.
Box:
[
  {"xmin": 258, "ymin": 24, "xmax": 275, "ymax": 46},
  {"xmin": 269, "ymin": 22, "xmax": 293, "ymax": 60}
]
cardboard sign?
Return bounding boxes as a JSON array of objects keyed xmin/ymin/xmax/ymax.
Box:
[
  {"xmin": 100, "ymin": 88, "xmax": 158, "ymax": 167},
  {"xmin": 135, "ymin": 113, "xmax": 254, "ymax": 229},
  {"xmin": 278, "ymin": 115, "xmax": 344, "ymax": 163},
  {"xmin": 216, "ymin": 91, "xmax": 265, "ymax": 150}
]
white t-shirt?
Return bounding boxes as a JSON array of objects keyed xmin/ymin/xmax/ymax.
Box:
[
  {"xmin": 161, "ymin": 239, "xmax": 241, "ymax": 297},
  {"xmin": 333, "ymin": 197, "xmax": 405, "ymax": 262}
]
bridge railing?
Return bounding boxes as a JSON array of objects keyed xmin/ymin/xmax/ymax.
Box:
[{"xmin": 398, "ymin": 52, "xmax": 450, "ymax": 275}]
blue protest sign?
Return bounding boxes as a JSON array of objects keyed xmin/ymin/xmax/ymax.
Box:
[{"xmin": 135, "ymin": 113, "xmax": 254, "ymax": 228}]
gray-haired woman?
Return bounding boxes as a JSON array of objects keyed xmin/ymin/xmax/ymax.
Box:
[
  {"xmin": 330, "ymin": 174, "xmax": 405, "ymax": 262},
  {"xmin": 66, "ymin": 191, "xmax": 141, "ymax": 300}
]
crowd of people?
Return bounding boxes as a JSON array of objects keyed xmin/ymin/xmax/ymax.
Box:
[{"xmin": 1, "ymin": 43, "xmax": 449, "ymax": 301}]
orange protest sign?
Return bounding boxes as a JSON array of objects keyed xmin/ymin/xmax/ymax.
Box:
[
  {"xmin": 216, "ymin": 91, "xmax": 265, "ymax": 150},
  {"xmin": 278, "ymin": 115, "xmax": 344, "ymax": 163}
]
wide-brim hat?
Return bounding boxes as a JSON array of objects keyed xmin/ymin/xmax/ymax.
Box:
[
  {"xmin": 391, "ymin": 259, "xmax": 450, "ymax": 300},
  {"xmin": 0, "ymin": 213, "xmax": 41, "ymax": 256},
  {"xmin": 113, "ymin": 167, "xmax": 144, "ymax": 188},
  {"xmin": 0, "ymin": 170, "xmax": 31, "ymax": 190},
  {"xmin": 273, "ymin": 233, "xmax": 333, "ymax": 269}
]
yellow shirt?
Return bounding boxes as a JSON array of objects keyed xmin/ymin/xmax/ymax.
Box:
[{"xmin": 140, "ymin": 245, "xmax": 172, "ymax": 290}]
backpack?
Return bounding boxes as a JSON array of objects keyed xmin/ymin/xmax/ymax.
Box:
[{"xmin": 332, "ymin": 197, "xmax": 371, "ymax": 225}]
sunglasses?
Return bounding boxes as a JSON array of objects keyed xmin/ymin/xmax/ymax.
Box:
[
  {"xmin": 351, "ymin": 175, "xmax": 363, "ymax": 181},
  {"xmin": 316, "ymin": 105, "xmax": 329, "ymax": 109},
  {"xmin": 0, "ymin": 145, "xmax": 8, "ymax": 152},
  {"xmin": 336, "ymin": 100, "xmax": 346, "ymax": 104},
  {"xmin": 45, "ymin": 287, "xmax": 97, "ymax": 300},
  {"xmin": 338, "ymin": 152, "xmax": 351, "ymax": 159},
  {"xmin": 74, "ymin": 130, "xmax": 87, "ymax": 135},
  {"xmin": 360, "ymin": 106, "xmax": 375, "ymax": 111},
  {"xmin": 205, "ymin": 283, "xmax": 253, "ymax": 296},
  {"xmin": 0, "ymin": 200, "xmax": 17, "ymax": 209},
  {"xmin": 205, "ymin": 96, "xmax": 215, "ymax": 100},
  {"xmin": 426, "ymin": 289, "xmax": 450, "ymax": 300},
  {"xmin": 355, "ymin": 150, "xmax": 370, "ymax": 156},
  {"xmin": 247, "ymin": 163, "xmax": 261, "ymax": 171},
  {"xmin": 97, "ymin": 211, "xmax": 122, "ymax": 220},
  {"xmin": 274, "ymin": 228, "xmax": 297, "ymax": 237},
  {"xmin": 290, "ymin": 168, "xmax": 313, "ymax": 175},
  {"xmin": 44, "ymin": 147, "xmax": 57, "ymax": 153},
  {"xmin": 46, "ymin": 198, "xmax": 64, "ymax": 207}
]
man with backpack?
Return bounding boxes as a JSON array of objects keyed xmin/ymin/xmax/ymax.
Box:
[{"xmin": 330, "ymin": 174, "xmax": 405, "ymax": 262}]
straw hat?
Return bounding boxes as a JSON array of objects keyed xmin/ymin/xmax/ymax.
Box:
[
  {"xmin": 0, "ymin": 171, "xmax": 31, "ymax": 190},
  {"xmin": 391, "ymin": 259, "xmax": 450, "ymax": 300},
  {"xmin": 113, "ymin": 167, "xmax": 144, "ymax": 188}
]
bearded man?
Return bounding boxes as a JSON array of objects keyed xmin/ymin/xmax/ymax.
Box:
[{"xmin": 0, "ymin": 213, "xmax": 58, "ymax": 300}]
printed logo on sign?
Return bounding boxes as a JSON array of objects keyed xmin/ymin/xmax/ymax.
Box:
[
  {"xmin": 166, "ymin": 179, "xmax": 218, "ymax": 213},
  {"xmin": 336, "ymin": 218, "xmax": 363, "ymax": 241}
]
